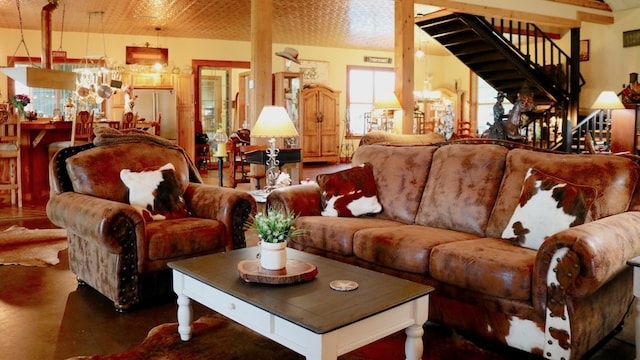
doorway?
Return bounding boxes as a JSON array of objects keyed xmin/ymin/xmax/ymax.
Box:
[{"xmin": 193, "ymin": 60, "xmax": 250, "ymax": 140}]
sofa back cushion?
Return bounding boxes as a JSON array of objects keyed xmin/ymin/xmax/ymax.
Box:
[
  {"xmin": 414, "ymin": 144, "xmax": 508, "ymax": 236},
  {"xmin": 65, "ymin": 142, "xmax": 191, "ymax": 204},
  {"xmin": 351, "ymin": 144, "xmax": 437, "ymax": 224},
  {"xmin": 485, "ymin": 149, "xmax": 639, "ymax": 237}
]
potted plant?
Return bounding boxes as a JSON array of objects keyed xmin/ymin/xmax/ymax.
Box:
[{"xmin": 250, "ymin": 207, "xmax": 305, "ymax": 270}]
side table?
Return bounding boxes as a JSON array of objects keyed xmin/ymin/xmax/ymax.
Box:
[{"xmin": 627, "ymin": 256, "xmax": 640, "ymax": 360}]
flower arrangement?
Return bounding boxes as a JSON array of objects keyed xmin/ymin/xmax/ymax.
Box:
[
  {"xmin": 249, "ymin": 207, "xmax": 306, "ymax": 243},
  {"xmin": 9, "ymin": 94, "xmax": 30, "ymax": 115}
]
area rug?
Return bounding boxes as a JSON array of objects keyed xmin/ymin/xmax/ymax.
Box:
[
  {"xmin": 67, "ymin": 313, "xmax": 527, "ymax": 360},
  {"xmin": 0, "ymin": 225, "xmax": 68, "ymax": 267}
]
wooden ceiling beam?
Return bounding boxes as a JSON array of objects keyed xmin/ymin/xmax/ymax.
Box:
[{"xmin": 414, "ymin": 0, "xmax": 614, "ymax": 27}]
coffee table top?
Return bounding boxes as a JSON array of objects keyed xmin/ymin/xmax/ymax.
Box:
[{"xmin": 168, "ymin": 247, "xmax": 433, "ymax": 334}]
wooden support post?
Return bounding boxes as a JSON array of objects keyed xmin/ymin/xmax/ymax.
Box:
[{"xmin": 395, "ymin": 0, "xmax": 415, "ymax": 135}]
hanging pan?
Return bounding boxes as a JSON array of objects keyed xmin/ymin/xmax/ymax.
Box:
[{"xmin": 97, "ymin": 84, "xmax": 113, "ymax": 99}]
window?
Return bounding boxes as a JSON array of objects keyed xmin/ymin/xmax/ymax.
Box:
[{"xmin": 346, "ymin": 66, "xmax": 395, "ymax": 136}]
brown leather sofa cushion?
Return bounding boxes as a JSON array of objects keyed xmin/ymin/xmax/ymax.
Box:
[
  {"xmin": 485, "ymin": 149, "xmax": 639, "ymax": 238},
  {"xmin": 351, "ymin": 145, "xmax": 437, "ymax": 224},
  {"xmin": 429, "ymin": 237, "xmax": 535, "ymax": 300},
  {"xmin": 414, "ymin": 144, "xmax": 508, "ymax": 236},
  {"xmin": 292, "ymin": 216, "xmax": 402, "ymax": 256},
  {"xmin": 65, "ymin": 143, "xmax": 190, "ymax": 204},
  {"xmin": 353, "ymin": 225, "xmax": 480, "ymax": 274}
]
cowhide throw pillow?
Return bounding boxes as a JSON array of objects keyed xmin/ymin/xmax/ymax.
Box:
[
  {"xmin": 316, "ymin": 163, "xmax": 382, "ymax": 217},
  {"xmin": 502, "ymin": 168, "xmax": 597, "ymax": 250},
  {"xmin": 120, "ymin": 163, "xmax": 190, "ymax": 221}
]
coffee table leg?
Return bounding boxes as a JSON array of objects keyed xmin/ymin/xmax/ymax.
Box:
[
  {"xmin": 177, "ymin": 293, "xmax": 193, "ymax": 341},
  {"xmin": 405, "ymin": 323, "xmax": 424, "ymax": 360}
]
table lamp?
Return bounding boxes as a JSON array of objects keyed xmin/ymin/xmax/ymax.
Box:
[
  {"xmin": 251, "ymin": 106, "xmax": 299, "ymax": 191},
  {"xmin": 374, "ymin": 92, "xmax": 401, "ymax": 132},
  {"xmin": 213, "ymin": 127, "xmax": 228, "ymax": 157},
  {"xmin": 591, "ymin": 90, "xmax": 625, "ymax": 150}
]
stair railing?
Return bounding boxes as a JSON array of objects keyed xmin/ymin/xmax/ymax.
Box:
[
  {"xmin": 483, "ymin": 17, "xmax": 587, "ymax": 152},
  {"xmin": 487, "ymin": 18, "xmax": 585, "ymax": 95},
  {"xmin": 576, "ymin": 109, "xmax": 608, "ymax": 151}
]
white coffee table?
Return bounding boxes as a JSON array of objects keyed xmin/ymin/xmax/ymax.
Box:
[{"xmin": 169, "ymin": 247, "xmax": 433, "ymax": 360}]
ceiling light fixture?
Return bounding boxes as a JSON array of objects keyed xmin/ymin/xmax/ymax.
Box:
[{"xmin": 153, "ymin": 27, "xmax": 164, "ymax": 72}]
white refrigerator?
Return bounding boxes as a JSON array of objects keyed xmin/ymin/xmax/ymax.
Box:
[{"xmin": 133, "ymin": 88, "xmax": 177, "ymax": 141}]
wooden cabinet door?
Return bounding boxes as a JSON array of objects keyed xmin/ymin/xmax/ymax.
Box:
[
  {"xmin": 175, "ymin": 74, "xmax": 195, "ymax": 159},
  {"xmin": 301, "ymin": 85, "xmax": 340, "ymax": 163},
  {"xmin": 175, "ymin": 74, "xmax": 194, "ymax": 107},
  {"xmin": 319, "ymin": 90, "xmax": 339, "ymax": 159},
  {"xmin": 177, "ymin": 104, "xmax": 195, "ymax": 160},
  {"xmin": 132, "ymin": 73, "xmax": 174, "ymax": 88},
  {"xmin": 302, "ymin": 89, "xmax": 320, "ymax": 158}
]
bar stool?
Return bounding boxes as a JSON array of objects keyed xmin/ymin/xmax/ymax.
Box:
[{"xmin": 0, "ymin": 108, "xmax": 22, "ymax": 207}]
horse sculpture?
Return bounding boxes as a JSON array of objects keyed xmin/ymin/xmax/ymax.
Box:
[{"xmin": 482, "ymin": 95, "xmax": 534, "ymax": 142}]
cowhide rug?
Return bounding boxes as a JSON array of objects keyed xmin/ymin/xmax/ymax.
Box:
[
  {"xmin": 67, "ymin": 313, "xmax": 529, "ymax": 360},
  {"xmin": 0, "ymin": 225, "xmax": 68, "ymax": 267}
]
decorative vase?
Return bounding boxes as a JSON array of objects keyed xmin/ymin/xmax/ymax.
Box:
[
  {"xmin": 260, "ymin": 240, "xmax": 287, "ymax": 270},
  {"xmin": 13, "ymin": 108, "xmax": 24, "ymax": 122}
]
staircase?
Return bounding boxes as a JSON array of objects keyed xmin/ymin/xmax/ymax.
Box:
[{"xmin": 415, "ymin": 11, "xmax": 586, "ymax": 152}]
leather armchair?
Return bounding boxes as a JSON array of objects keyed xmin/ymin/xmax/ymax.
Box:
[{"xmin": 47, "ymin": 139, "xmax": 256, "ymax": 311}]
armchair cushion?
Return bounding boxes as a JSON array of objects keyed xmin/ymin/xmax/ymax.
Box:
[
  {"xmin": 502, "ymin": 168, "xmax": 597, "ymax": 250},
  {"xmin": 146, "ymin": 218, "xmax": 226, "ymax": 264},
  {"xmin": 120, "ymin": 162, "xmax": 190, "ymax": 221}
]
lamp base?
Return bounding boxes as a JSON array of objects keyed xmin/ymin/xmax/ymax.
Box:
[{"xmin": 264, "ymin": 138, "xmax": 281, "ymax": 192}]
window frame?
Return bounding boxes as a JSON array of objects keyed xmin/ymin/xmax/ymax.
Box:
[{"xmin": 346, "ymin": 65, "xmax": 395, "ymax": 138}]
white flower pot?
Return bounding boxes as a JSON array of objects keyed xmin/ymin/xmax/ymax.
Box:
[{"xmin": 260, "ymin": 240, "xmax": 287, "ymax": 270}]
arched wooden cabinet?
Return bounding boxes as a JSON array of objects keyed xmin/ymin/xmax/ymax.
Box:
[{"xmin": 301, "ymin": 84, "xmax": 340, "ymax": 163}]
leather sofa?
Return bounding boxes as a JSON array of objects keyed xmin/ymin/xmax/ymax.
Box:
[
  {"xmin": 47, "ymin": 131, "xmax": 255, "ymax": 310},
  {"xmin": 267, "ymin": 139, "xmax": 640, "ymax": 359}
]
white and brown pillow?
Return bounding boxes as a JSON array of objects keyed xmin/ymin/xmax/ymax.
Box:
[
  {"xmin": 120, "ymin": 163, "xmax": 190, "ymax": 221},
  {"xmin": 316, "ymin": 163, "xmax": 382, "ymax": 217},
  {"xmin": 502, "ymin": 168, "xmax": 597, "ymax": 250}
]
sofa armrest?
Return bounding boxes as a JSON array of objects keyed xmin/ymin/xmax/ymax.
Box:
[
  {"xmin": 266, "ymin": 184, "xmax": 323, "ymax": 216},
  {"xmin": 46, "ymin": 192, "xmax": 144, "ymax": 254},
  {"xmin": 184, "ymin": 183, "xmax": 256, "ymax": 250},
  {"xmin": 532, "ymin": 211, "xmax": 640, "ymax": 313}
]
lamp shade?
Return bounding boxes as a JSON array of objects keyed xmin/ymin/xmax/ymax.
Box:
[
  {"xmin": 212, "ymin": 127, "xmax": 228, "ymax": 143},
  {"xmin": 592, "ymin": 91, "xmax": 625, "ymax": 110},
  {"xmin": 251, "ymin": 106, "xmax": 299, "ymax": 138},
  {"xmin": 374, "ymin": 92, "xmax": 401, "ymax": 109}
]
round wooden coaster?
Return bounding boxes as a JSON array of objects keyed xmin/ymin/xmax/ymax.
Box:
[{"xmin": 329, "ymin": 280, "xmax": 359, "ymax": 291}]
